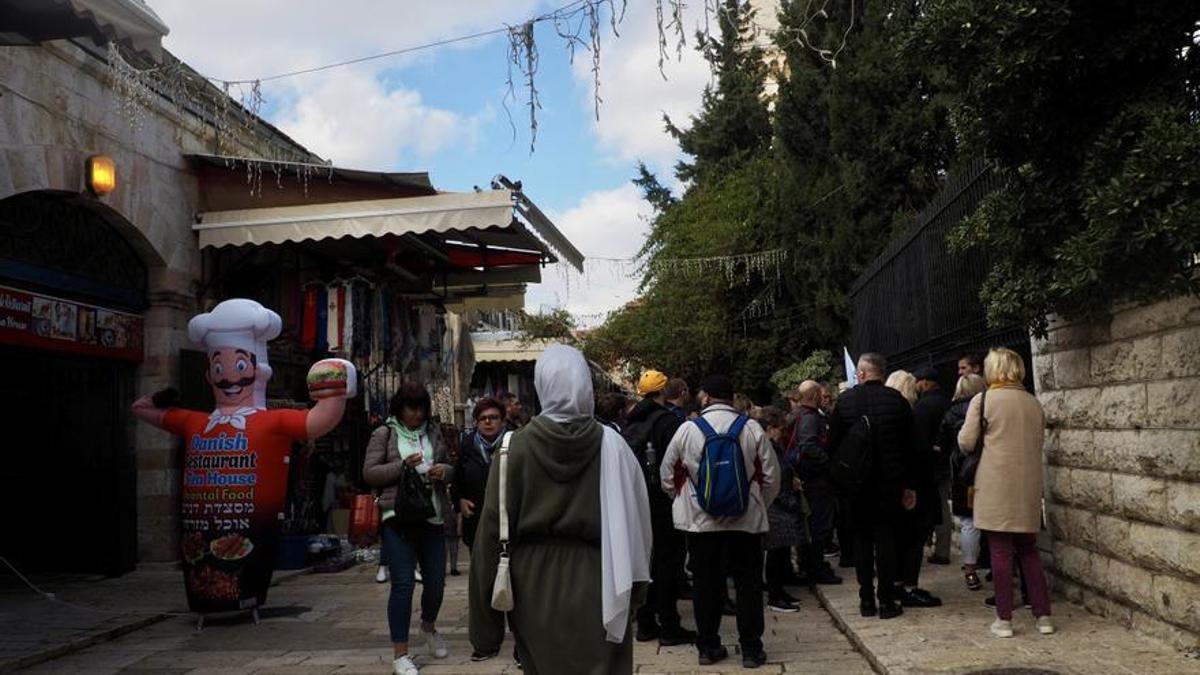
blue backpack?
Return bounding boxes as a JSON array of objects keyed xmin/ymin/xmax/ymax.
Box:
[{"xmin": 690, "ymin": 414, "xmax": 752, "ymax": 518}]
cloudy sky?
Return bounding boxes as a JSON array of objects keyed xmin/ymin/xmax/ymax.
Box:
[{"xmin": 150, "ymin": 1, "xmax": 714, "ymax": 323}]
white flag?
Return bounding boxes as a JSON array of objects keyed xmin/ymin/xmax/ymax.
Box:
[{"xmin": 843, "ymin": 347, "xmax": 858, "ymax": 386}]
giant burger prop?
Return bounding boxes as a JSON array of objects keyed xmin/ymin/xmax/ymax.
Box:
[{"xmin": 132, "ymin": 299, "xmax": 356, "ymax": 616}]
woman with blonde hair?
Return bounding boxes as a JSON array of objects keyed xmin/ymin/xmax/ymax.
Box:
[
  {"xmin": 939, "ymin": 373, "xmax": 987, "ymax": 590},
  {"xmin": 958, "ymin": 348, "xmax": 1053, "ymax": 638},
  {"xmin": 885, "ymin": 370, "xmax": 918, "ymax": 407}
]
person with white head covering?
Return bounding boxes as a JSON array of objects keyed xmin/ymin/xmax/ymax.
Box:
[{"xmin": 469, "ymin": 344, "xmax": 652, "ymax": 675}]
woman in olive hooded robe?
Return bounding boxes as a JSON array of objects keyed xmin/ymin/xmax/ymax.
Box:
[{"xmin": 469, "ymin": 344, "xmax": 652, "ymax": 675}]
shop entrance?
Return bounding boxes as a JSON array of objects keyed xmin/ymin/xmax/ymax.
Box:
[
  {"xmin": 0, "ymin": 191, "xmax": 149, "ymax": 576},
  {"xmin": 0, "ymin": 346, "xmax": 138, "ymax": 575}
]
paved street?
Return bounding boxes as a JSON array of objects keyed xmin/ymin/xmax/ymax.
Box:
[
  {"xmin": 12, "ymin": 546, "xmax": 1200, "ymax": 674},
  {"xmin": 815, "ymin": 556, "xmax": 1200, "ymax": 675},
  {"xmin": 14, "ymin": 554, "xmax": 871, "ymax": 674}
]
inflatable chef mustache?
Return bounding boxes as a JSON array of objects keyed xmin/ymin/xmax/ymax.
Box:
[{"xmin": 131, "ymin": 299, "xmax": 356, "ymax": 614}]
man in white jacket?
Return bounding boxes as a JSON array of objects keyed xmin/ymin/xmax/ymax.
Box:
[{"xmin": 660, "ymin": 374, "xmax": 780, "ymax": 669}]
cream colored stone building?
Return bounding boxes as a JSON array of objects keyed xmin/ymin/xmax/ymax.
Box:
[{"xmin": 0, "ymin": 12, "xmax": 317, "ymax": 571}]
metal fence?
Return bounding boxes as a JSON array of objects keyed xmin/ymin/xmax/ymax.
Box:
[{"xmin": 848, "ymin": 158, "xmax": 1031, "ymax": 384}]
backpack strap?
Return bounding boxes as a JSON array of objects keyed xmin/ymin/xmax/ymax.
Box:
[
  {"xmin": 728, "ymin": 414, "xmax": 750, "ymax": 438},
  {"xmin": 692, "ymin": 415, "xmax": 717, "ymax": 438}
]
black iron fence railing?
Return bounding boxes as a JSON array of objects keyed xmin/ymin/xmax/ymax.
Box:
[{"xmin": 849, "ymin": 158, "xmax": 1031, "ymax": 384}]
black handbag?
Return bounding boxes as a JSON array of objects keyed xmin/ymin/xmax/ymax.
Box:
[
  {"xmin": 386, "ymin": 427, "xmax": 437, "ymax": 524},
  {"xmin": 957, "ymin": 392, "xmax": 988, "ymax": 485}
]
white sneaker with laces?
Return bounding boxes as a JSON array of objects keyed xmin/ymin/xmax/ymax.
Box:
[
  {"xmin": 990, "ymin": 618, "xmax": 1014, "ymax": 638},
  {"xmin": 392, "ymin": 654, "xmax": 419, "ymax": 675},
  {"xmin": 1036, "ymin": 616, "xmax": 1056, "ymax": 635},
  {"xmin": 423, "ymin": 630, "xmax": 448, "ymax": 659},
  {"xmin": 376, "ymin": 566, "xmax": 388, "ymax": 583}
]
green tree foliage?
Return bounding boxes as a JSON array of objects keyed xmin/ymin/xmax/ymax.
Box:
[
  {"xmin": 911, "ymin": 0, "xmax": 1200, "ymax": 334},
  {"xmin": 769, "ymin": 349, "xmax": 836, "ymax": 394},
  {"xmin": 515, "ymin": 308, "xmax": 576, "ymax": 344},
  {"xmin": 585, "ymin": 155, "xmax": 784, "ymax": 387},
  {"xmin": 665, "ymin": 0, "xmax": 773, "ymax": 184},
  {"xmin": 588, "ymin": 0, "xmax": 956, "ymax": 397},
  {"xmin": 772, "ymin": 0, "xmax": 957, "ymax": 348}
]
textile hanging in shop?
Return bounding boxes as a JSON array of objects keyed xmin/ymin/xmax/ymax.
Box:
[
  {"xmin": 301, "ymin": 286, "xmax": 318, "ymax": 351},
  {"xmin": 355, "ymin": 285, "xmax": 371, "ymax": 360},
  {"xmin": 325, "ymin": 284, "xmax": 340, "ymax": 352},
  {"xmin": 379, "ymin": 291, "xmax": 391, "ymax": 361},
  {"xmin": 315, "ymin": 286, "xmax": 328, "ymax": 353},
  {"xmin": 335, "ymin": 285, "xmax": 347, "ymax": 353},
  {"xmin": 341, "ymin": 283, "xmax": 354, "ymax": 357},
  {"xmin": 431, "ymin": 383, "xmax": 454, "ymax": 423}
]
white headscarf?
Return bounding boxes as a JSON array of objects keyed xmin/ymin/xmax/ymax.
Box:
[
  {"xmin": 533, "ymin": 344, "xmax": 652, "ymax": 643},
  {"xmin": 534, "ymin": 343, "xmax": 596, "ymax": 423}
]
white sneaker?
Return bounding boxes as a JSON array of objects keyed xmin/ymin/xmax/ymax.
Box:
[
  {"xmin": 990, "ymin": 618, "xmax": 1014, "ymax": 638},
  {"xmin": 392, "ymin": 654, "xmax": 419, "ymax": 675},
  {"xmin": 415, "ymin": 568, "xmax": 423, "ymax": 584},
  {"xmin": 1036, "ymin": 616, "xmax": 1056, "ymax": 635},
  {"xmin": 422, "ymin": 630, "xmax": 448, "ymax": 659},
  {"xmin": 376, "ymin": 566, "xmax": 388, "ymax": 583}
]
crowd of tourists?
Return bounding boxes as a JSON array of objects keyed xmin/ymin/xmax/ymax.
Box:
[{"xmin": 362, "ymin": 345, "xmax": 1053, "ymax": 675}]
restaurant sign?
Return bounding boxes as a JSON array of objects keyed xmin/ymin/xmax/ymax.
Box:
[{"xmin": 0, "ymin": 285, "xmax": 144, "ymax": 361}]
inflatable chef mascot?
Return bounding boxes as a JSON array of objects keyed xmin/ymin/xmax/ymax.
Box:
[{"xmin": 132, "ymin": 299, "xmax": 356, "ymax": 615}]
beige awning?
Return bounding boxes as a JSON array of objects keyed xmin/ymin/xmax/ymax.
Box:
[
  {"xmin": 472, "ymin": 333, "xmax": 553, "ymax": 364},
  {"xmin": 444, "ymin": 290, "xmax": 526, "ymax": 313},
  {"xmin": 195, "ymin": 190, "xmax": 517, "ymax": 248}
]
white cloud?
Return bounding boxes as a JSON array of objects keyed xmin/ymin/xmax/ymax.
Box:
[
  {"xmin": 572, "ymin": 2, "xmax": 711, "ymax": 173},
  {"xmin": 525, "ymin": 183, "xmax": 652, "ymax": 324},
  {"xmin": 272, "ymin": 70, "xmax": 482, "ymax": 168},
  {"xmin": 152, "ymin": 1, "xmax": 541, "ymax": 85},
  {"xmin": 150, "ymin": 0, "xmax": 538, "ymax": 169}
]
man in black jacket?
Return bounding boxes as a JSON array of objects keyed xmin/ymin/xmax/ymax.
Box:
[
  {"xmin": 894, "ymin": 366, "xmax": 952, "ymax": 608},
  {"xmin": 625, "ymin": 370, "xmax": 697, "ymax": 646},
  {"xmin": 828, "ymin": 353, "xmax": 918, "ymax": 619}
]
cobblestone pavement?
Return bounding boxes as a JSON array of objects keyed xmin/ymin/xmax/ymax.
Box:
[
  {"xmin": 815, "ymin": 551, "xmax": 1200, "ymax": 675},
  {"xmin": 19, "ymin": 554, "xmax": 872, "ymax": 674}
]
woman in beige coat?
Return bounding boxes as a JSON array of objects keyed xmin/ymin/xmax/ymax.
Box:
[{"xmin": 958, "ymin": 348, "xmax": 1054, "ymax": 639}]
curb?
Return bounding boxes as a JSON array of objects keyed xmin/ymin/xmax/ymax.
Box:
[
  {"xmin": 810, "ymin": 584, "xmax": 890, "ymax": 675},
  {"xmin": 0, "ymin": 612, "xmax": 170, "ymax": 672},
  {"xmin": 0, "ymin": 567, "xmax": 313, "ymax": 672}
]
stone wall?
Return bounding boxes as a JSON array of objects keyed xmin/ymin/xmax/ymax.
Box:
[
  {"xmin": 1, "ymin": 39, "xmax": 315, "ymax": 562},
  {"xmin": 1033, "ymin": 293, "xmax": 1200, "ymax": 649}
]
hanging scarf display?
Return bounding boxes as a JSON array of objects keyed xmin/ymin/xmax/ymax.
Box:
[
  {"xmin": 301, "ymin": 286, "xmax": 318, "ymax": 351},
  {"xmin": 315, "ymin": 285, "xmax": 328, "ymax": 353},
  {"xmin": 336, "ymin": 284, "xmax": 347, "ymax": 352},
  {"xmin": 325, "ymin": 283, "xmax": 340, "ymax": 352}
]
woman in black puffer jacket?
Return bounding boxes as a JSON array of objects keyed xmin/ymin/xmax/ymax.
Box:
[{"xmin": 939, "ymin": 374, "xmax": 986, "ymax": 590}]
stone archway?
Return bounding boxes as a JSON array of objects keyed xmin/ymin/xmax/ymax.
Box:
[{"xmin": 0, "ymin": 189, "xmax": 160, "ymax": 309}]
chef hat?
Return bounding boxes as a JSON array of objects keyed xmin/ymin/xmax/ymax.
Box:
[{"xmin": 187, "ymin": 299, "xmax": 282, "ymax": 357}]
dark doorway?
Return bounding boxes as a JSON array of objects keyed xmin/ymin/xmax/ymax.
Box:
[{"xmin": 0, "ymin": 346, "xmax": 138, "ymax": 575}]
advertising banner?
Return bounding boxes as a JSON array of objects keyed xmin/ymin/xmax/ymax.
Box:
[
  {"xmin": 0, "ymin": 285, "xmax": 143, "ymax": 361},
  {"xmin": 132, "ymin": 298, "xmax": 355, "ymax": 615}
]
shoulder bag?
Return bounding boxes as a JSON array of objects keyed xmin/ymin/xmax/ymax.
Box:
[
  {"xmin": 490, "ymin": 432, "xmax": 515, "ymax": 612},
  {"xmin": 388, "ymin": 426, "xmax": 437, "ymax": 524}
]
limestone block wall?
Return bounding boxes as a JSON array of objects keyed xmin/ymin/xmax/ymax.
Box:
[
  {"xmin": 1, "ymin": 40, "xmax": 317, "ymax": 562},
  {"xmin": 1032, "ymin": 293, "xmax": 1200, "ymax": 649}
]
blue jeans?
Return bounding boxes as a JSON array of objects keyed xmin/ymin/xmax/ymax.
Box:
[{"xmin": 381, "ymin": 521, "xmax": 446, "ymax": 644}]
